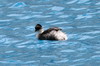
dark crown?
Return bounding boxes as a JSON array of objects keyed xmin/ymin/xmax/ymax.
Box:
[{"xmin": 35, "ymin": 24, "xmax": 42, "ymax": 31}]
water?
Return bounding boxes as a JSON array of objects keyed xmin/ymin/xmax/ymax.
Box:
[{"xmin": 0, "ymin": 0, "xmax": 100, "ymax": 66}]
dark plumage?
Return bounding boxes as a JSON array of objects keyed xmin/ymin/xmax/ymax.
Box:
[
  {"xmin": 41, "ymin": 27, "xmax": 62, "ymax": 34},
  {"xmin": 38, "ymin": 27, "xmax": 61, "ymax": 40}
]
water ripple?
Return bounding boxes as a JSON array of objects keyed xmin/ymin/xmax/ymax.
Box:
[
  {"xmin": 55, "ymin": 59, "xmax": 68, "ymax": 63},
  {"xmin": 70, "ymin": 8, "xmax": 86, "ymax": 11},
  {"xmin": 51, "ymin": 6, "xmax": 64, "ymax": 11},
  {"xmin": 59, "ymin": 15, "xmax": 69, "ymax": 18},
  {"xmin": 91, "ymin": 55, "xmax": 100, "ymax": 59},
  {"xmin": 32, "ymin": 15, "xmax": 51, "ymax": 18},
  {"xmin": 19, "ymin": 16, "xmax": 33, "ymax": 19},
  {"xmin": 75, "ymin": 14, "xmax": 93, "ymax": 19},
  {"xmin": 7, "ymin": 14, "xmax": 23, "ymax": 17},
  {"xmin": 10, "ymin": 2, "xmax": 26, "ymax": 8},
  {"xmin": 66, "ymin": 0, "xmax": 78, "ymax": 4},
  {"xmin": 79, "ymin": 35, "xmax": 94, "ymax": 40},
  {"xmin": 5, "ymin": 51, "xmax": 14, "ymax": 53},
  {"xmin": 77, "ymin": 0, "xmax": 90, "ymax": 4},
  {"xmin": 41, "ymin": 55, "xmax": 57, "ymax": 58},
  {"xmin": 0, "ymin": 19, "xmax": 12, "ymax": 22},
  {"xmin": 0, "ymin": 0, "xmax": 99, "ymax": 66},
  {"xmin": 95, "ymin": 2, "xmax": 100, "ymax": 5},
  {"xmin": 60, "ymin": 49, "xmax": 75, "ymax": 53},
  {"xmin": 73, "ymin": 58, "xmax": 86, "ymax": 62}
]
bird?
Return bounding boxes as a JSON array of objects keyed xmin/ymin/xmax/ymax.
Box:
[{"xmin": 35, "ymin": 24, "xmax": 68, "ymax": 40}]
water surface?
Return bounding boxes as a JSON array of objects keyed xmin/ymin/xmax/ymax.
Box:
[{"xmin": 0, "ymin": 0, "xmax": 100, "ymax": 66}]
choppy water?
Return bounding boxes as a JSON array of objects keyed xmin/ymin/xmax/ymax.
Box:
[{"xmin": 0, "ymin": 0, "xmax": 100, "ymax": 66}]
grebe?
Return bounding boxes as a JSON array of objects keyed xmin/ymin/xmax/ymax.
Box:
[{"xmin": 35, "ymin": 24, "xmax": 68, "ymax": 40}]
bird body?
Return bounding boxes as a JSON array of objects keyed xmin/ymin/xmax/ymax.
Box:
[{"xmin": 35, "ymin": 24, "xmax": 68, "ymax": 41}]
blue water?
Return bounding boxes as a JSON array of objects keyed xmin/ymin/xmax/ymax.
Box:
[{"xmin": 0, "ymin": 0, "xmax": 100, "ymax": 66}]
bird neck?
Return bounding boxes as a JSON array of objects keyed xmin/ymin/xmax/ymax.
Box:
[{"xmin": 38, "ymin": 29, "xmax": 44, "ymax": 34}]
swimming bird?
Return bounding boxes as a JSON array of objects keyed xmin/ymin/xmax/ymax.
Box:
[{"xmin": 35, "ymin": 24, "xmax": 68, "ymax": 40}]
